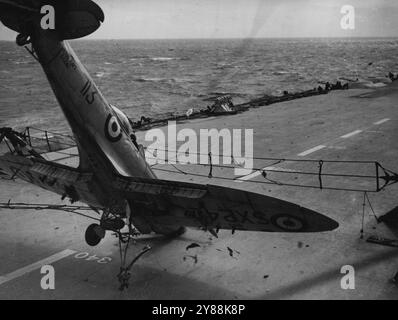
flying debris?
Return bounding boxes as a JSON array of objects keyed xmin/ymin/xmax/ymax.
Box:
[
  {"xmin": 183, "ymin": 255, "xmax": 198, "ymax": 264},
  {"xmin": 297, "ymin": 242, "xmax": 303, "ymax": 248},
  {"xmin": 186, "ymin": 108, "xmax": 194, "ymax": 117},
  {"xmin": 186, "ymin": 243, "xmax": 201, "ymax": 251},
  {"xmin": 226, "ymin": 247, "xmax": 240, "ymax": 258}
]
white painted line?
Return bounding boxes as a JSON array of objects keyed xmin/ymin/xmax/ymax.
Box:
[
  {"xmin": 235, "ymin": 169, "xmax": 265, "ymax": 182},
  {"xmin": 235, "ymin": 166, "xmax": 299, "ymax": 182},
  {"xmin": 374, "ymin": 118, "xmax": 390, "ymax": 125},
  {"xmin": 0, "ymin": 249, "xmax": 76, "ymax": 286},
  {"xmin": 297, "ymin": 145, "xmax": 326, "ymax": 157},
  {"xmin": 340, "ymin": 130, "xmax": 362, "ymax": 139}
]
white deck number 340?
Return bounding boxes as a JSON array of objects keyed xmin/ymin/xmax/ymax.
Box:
[{"xmin": 40, "ymin": 265, "xmax": 55, "ymax": 290}]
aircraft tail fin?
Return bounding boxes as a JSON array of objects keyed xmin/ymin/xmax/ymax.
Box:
[{"xmin": 0, "ymin": 0, "xmax": 104, "ymax": 40}]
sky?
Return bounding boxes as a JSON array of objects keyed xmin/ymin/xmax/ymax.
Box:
[{"xmin": 1, "ymin": 0, "xmax": 398, "ymax": 40}]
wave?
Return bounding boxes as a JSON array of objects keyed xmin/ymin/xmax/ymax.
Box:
[
  {"xmin": 13, "ymin": 60, "xmax": 30, "ymax": 65},
  {"xmin": 134, "ymin": 77, "xmax": 167, "ymax": 83},
  {"xmin": 150, "ymin": 57, "xmax": 178, "ymax": 61},
  {"xmin": 95, "ymin": 72, "xmax": 106, "ymax": 78},
  {"xmin": 133, "ymin": 77, "xmax": 191, "ymax": 83},
  {"xmin": 128, "ymin": 56, "xmax": 187, "ymax": 62},
  {"xmin": 272, "ymin": 71, "xmax": 290, "ymax": 76}
]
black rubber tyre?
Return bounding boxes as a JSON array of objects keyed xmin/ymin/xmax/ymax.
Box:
[{"xmin": 85, "ymin": 223, "xmax": 103, "ymax": 246}]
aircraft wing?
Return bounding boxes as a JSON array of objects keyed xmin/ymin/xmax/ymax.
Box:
[{"xmin": 113, "ymin": 176, "xmax": 339, "ymax": 233}]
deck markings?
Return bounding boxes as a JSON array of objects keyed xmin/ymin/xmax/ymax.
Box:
[
  {"xmin": 234, "ymin": 117, "xmax": 392, "ymax": 182},
  {"xmin": 374, "ymin": 118, "xmax": 390, "ymax": 125},
  {"xmin": 0, "ymin": 249, "xmax": 77, "ymax": 286},
  {"xmin": 340, "ymin": 130, "xmax": 362, "ymax": 139},
  {"xmin": 297, "ymin": 145, "xmax": 326, "ymax": 157}
]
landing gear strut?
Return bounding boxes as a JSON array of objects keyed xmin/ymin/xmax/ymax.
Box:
[
  {"xmin": 83, "ymin": 207, "xmax": 152, "ymax": 290},
  {"xmin": 83, "ymin": 207, "xmax": 184, "ymax": 290},
  {"xmin": 117, "ymin": 245, "xmax": 152, "ymax": 291}
]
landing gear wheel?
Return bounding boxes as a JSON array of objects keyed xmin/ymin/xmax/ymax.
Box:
[{"xmin": 85, "ymin": 223, "xmax": 105, "ymax": 246}]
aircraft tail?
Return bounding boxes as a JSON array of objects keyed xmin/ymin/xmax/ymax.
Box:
[{"xmin": 0, "ymin": 0, "xmax": 104, "ymax": 40}]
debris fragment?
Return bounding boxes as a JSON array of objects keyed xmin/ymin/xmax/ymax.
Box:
[
  {"xmin": 186, "ymin": 243, "xmax": 201, "ymax": 251},
  {"xmin": 297, "ymin": 241, "xmax": 303, "ymax": 248},
  {"xmin": 227, "ymin": 247, "xmax": 234, "ymax": 257},
  {"xmin": 392, "ymin": 272, "xmax": 398, "ymax": 286},
  {"xmin": 263, "ymin": 275, "xmax": 269, "ymax": 279},
  {"xmin": 183, "ymin": 255, "xmax": 198, "ymax": 264},
  {"xmin": 209, "ymin": 228, "xmax": 218, "ymax": 238}
]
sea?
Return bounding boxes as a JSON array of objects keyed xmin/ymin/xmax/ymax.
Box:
[{"xmin": 1, "ymin": 38, "xmax": 398, "ymax": 134}]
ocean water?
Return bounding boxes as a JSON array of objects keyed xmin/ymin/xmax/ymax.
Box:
[{"xmin": 1, "ymin": 38, "xmax": 398, "ymax": 134}]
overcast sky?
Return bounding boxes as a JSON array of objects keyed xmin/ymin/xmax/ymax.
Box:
[{"xmin": 1, "ymin": 0, "xmax": 397, "ymax": 40}]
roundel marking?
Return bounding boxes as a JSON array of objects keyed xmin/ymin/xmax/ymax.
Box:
[
  {"xmin": 105, "ymin": 114, "xmax": 122, "ymax": 142},
  {"xmin": 271, "ymin": 214, "xmax": 306, "ymax": 232}
]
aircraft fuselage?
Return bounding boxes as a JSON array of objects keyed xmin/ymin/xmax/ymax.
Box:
[{"xmin": 31, "ymin": 29, "xmax": 156, "ymax": 183}]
